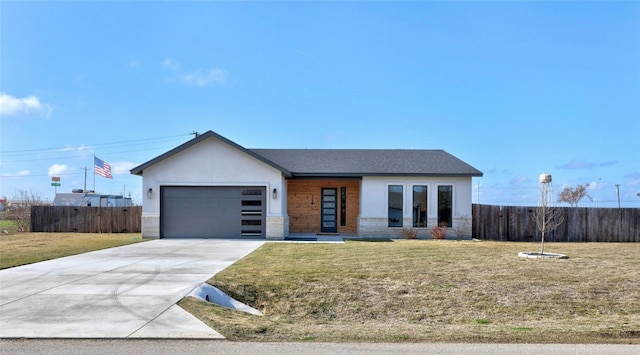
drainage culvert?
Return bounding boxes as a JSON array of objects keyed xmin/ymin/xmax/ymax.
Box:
[
  {"xmin": 518, "ymin": 252, "xmax": 568, "ymax": 259},
  {"xmin": 188, "ymin": 283, "xmax": 263, "ymax": 316}
]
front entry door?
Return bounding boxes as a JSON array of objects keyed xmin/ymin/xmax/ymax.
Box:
[{"xmin": 321, "ymin": 188, "xmax": 338, "ymax": 233}]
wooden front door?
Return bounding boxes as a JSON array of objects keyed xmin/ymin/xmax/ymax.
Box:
[{"xmin": 321, "ymin": 188, "xmax": 338, "ymax": 233}]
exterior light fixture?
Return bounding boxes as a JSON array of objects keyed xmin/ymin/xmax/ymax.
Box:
[
  {"xmin": 147, "ymin": 188, "xmax": 152, "ymax": 199},
  {"xmin": 272, "ymin": 188, "xmax": 277, "ymax": 199}
]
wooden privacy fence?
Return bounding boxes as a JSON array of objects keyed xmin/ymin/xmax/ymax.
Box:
[
  {"xmin": 472, "ymin": 204, "xmax": 639, "ymax": 242},
  {"xmin": 30, "ymin": 206, "xmax": 142, "ymax": 233}
]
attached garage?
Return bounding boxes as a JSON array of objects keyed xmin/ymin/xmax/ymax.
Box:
[
  {"xmin": 131, "ymin": 130, "xmax": 482, "ymax": 239},
  {"xmin": 160, "ymin": 186, "xmax": 266, "ymax": 239}
]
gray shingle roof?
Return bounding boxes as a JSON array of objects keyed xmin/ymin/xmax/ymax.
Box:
[
  {"xmin": 251, "ymin": 149, "xmax": 483, "ymax": 177},
  {"xmin": 130, "ymin": 130, "xmax": 483, "ymax": 177}
]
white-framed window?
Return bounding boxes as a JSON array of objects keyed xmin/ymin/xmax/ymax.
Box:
[
  {"xmin": 388, "ymin": 184, "xmax": 403, "ymax": 227},
  {"xmin": 412, "ymin": 185, "xmax": 428, "ymax": 227},
  {"xmin": 437, "ymin": 185, "xmax": 453, "ymax": 227}
]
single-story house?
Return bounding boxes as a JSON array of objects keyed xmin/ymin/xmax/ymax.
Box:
[{"xmin": 130, "ymin": 130, "xmax": 482, "ymax": 239}]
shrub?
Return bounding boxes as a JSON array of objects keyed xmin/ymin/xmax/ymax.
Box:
[
  {"xmin": 401, "ymin": 228, "xmax": 418, "ymax": 239},
  {"xmin": 430, "ymin": 225, "xmax": 446, "ymax": 239}
]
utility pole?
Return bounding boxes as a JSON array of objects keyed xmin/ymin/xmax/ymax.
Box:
[
  {"xmin": 615, "ymin": 184, "xmax": 621, "ymax": 208},
  {"xmin": 82, "ymin": 167, "xmax": 90, "ymax": 191}
]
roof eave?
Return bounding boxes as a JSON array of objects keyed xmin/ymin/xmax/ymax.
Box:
[
  {"xmin": 291, "ymin": 172, "xmax": 483, "ymax": 178},
  {"xmin": 129, "ymin": 131, "xmax": 293, "ymax": 177}
]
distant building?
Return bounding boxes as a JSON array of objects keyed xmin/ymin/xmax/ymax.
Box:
[{"xmin": 53, "ymin": 190, "xmax": 132, "ymax": 207}]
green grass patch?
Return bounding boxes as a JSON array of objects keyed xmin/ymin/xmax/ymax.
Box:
[
  {"xmin": 0, "ymin": 232, "xmax": 146, "ymax": 269},
  {"xmin": 0, "ymin": 220, "xmax": 16, "ymax": 227},
  {"xmin": 0, "ymin": 219, "xmax": 17, "ymax": 233},
  {"xmin": 180, "ymin": 240, "xmax": 640, "ymax": 343}
]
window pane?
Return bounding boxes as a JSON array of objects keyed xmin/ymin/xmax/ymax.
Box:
[
  {"xmin": 388, "ymin": 185, "xmax": 403, "ymax": 227},
  {"xmin": 340, "ymin": 187, "xmax": 346, "ymax": 227},
  {"xmin": 413, "ymin": 185, "xmax": 428, "ymax": 227},
  {"xmin": 241, "ymin": 220, "xmax": 262, "ymax": 226},
  {"xmin": 438, "ymin": 185, "xmax": 452, "ymax": 227},
  {"xmin": 323, "ymin": 189, "xmax": 336, "ymax": 196}
]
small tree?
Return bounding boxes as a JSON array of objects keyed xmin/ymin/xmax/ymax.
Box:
[
  {"xmin": 6, "ymin": 189, "xmax": 43, "ymax": 232},
  {"xmin": 532, "ymin": 182, "xmax": 564, "ymax": 254},
  {"xmin": 557, "ymin": 184, "xmax": 592, "ymax": 207}
]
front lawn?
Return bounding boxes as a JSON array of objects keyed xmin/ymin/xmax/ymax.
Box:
[
  {"xmin": 180, "ymin": 240, "xmax": 640, "ymax": 343},
  {"xmin": 0, "ymin": 232, "xmax": 145, "ymax": 269}
]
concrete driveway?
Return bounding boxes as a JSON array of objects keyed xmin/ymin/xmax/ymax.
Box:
[{"xmin": 0, "ymin": 239, "xmax": 265, "ymax": 338}]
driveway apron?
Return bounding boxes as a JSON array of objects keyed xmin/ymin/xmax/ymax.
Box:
[{"xmin": 0, "ymin": 239, "xmax": 265, "ymax": 338}]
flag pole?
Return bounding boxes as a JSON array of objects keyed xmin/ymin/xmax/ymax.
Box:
[{"xmin": 93, "ymin": 155, "xmax": 96, "ymax": 192}]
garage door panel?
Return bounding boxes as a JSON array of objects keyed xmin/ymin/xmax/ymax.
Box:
[{"xmin": 161, "ymin": 186, "xmax": 266, "ymax": 239}]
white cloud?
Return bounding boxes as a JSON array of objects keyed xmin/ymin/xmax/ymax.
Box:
[
  {"xmin": 180, "ymin": 68, "xmax": 226, "ymax": 87},
  {"xmin": 0, "ymin": 93, "xmax": 53, "ymax": 117},
  {"xmin": 162, "ymin": 59, "xmax": 226, "ymax": 88},
  {"xmin": 58, "ymin": 145, "xmax": 93, "ymax": 158},
  {"xmin": 625, "ymin": 172, "xmax": 640, "ymax": 180},
  {"xmin": 111, "ymin": 161, "xmax": 137, "ymax": 175},
  {"xmin": 510, "ymin": 175, "xmax": 530, "ymax": 185},
  {"xmin": 0, "ymin": 170, "xmax": 30, "ymax": 178},
  {"xmin": 48, "ymin": 164, "xmax": 68, "ymax": 176},
  {"xmin": 129, "ymin": 60, "xmax": 142, "ymax": 68},
  {"xmin": 162, "ymin": 58, "xmax": 181, "ymax": 70},
  {"xmin": 556, "ymin": 160, "xmax": 619, "ymax": 170},
  {"xmin": 626, "ymin": 172, "xmax": 640, "ymax": 188}
]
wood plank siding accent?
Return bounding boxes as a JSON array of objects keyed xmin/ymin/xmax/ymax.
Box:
[{"xmin": 287, "ymin": 179, "xmax": 360, "ymax": 234}]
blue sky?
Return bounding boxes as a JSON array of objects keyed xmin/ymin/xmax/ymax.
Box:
[{"xmin": 1, "ymin": 1, "xmax": 639, "ymax": 207}]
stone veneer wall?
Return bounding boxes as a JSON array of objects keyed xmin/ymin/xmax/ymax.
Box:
[
  {"xmin": 141, "ymin": 215, "xmax": 160, "ymax": 239},
  {"xmin": 266, "ymin": 216, "xmax": 288, "ymax": 240},
  {"xmin": 357, "ymin": 217, "xmax": 472, "ymax": 239}
]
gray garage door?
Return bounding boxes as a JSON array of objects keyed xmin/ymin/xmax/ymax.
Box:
[{"xmin": 160, "ymin": 186, "xmax": 266, "ymax": 239}]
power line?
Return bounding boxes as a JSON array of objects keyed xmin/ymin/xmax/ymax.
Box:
[
  {"xmin": 0, "ymin": 134, "xmax": 195, "ymax": 179},
  {"xmin": 2, "ymin": 141, "xmax": 187, "ymax": 164},
  {"xmin": 0, "ymin": 134, "xmax": 191, "ymax": 156},
  {"xmin": 1, "ymin": 169, "xmax": 140, "ymax": 178}
]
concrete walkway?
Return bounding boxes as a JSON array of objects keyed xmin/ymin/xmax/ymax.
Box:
[{"xmin": 0, "ymin": 239, "xmax": 265, "ymax": 339}]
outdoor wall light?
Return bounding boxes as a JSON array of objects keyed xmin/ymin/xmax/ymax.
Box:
[
  {"xmin": 147, "ymin": 188, "xmax": 153, "ymax": 199},
  {"xmin": 272, "ymin": 188, "xmax": 277, "ymax": 199}
]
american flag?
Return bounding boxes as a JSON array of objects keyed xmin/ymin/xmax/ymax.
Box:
[{"xmin": 94, "ymin": 156, "xmax": 113, "ymax": 179}]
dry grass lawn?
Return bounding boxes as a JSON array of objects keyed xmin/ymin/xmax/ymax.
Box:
[
  {"xmin": 180, "ymin": 240, "xmax": 640, "ymax": 343},
  {"xmin": 0, "ymin": 232, "xmax": 145, "ymax": 269}
]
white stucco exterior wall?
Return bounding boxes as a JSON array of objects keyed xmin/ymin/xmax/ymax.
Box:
[
  {"xmin": 139, "ymin": 136, "xmax": 287, "ymax": 239},
  {"xmin": 358, "ymin": 176, "xmax": 473, "ymax": 238}
]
